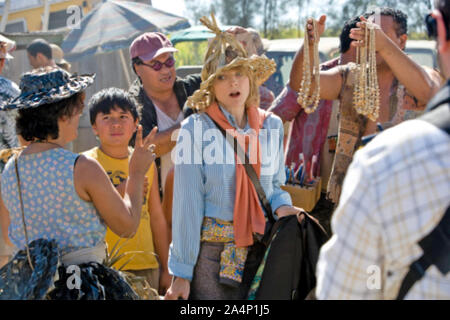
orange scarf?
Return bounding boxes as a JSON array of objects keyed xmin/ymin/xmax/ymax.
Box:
[{"xmin": 206, "ymin": 102, "xmax": 269, "ymax": 247}]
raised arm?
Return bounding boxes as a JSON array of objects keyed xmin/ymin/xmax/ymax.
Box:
[
  {"xmin": 153, "ymin": 123, "xmax": 181, "ymax": 157},
  {"xmin": 350, "ymin": 17, "xmax": 441, "ymax": 105},
  {"xmin": 74, "ymin": 126, "xmax": 157, "ymax": 238},
  {"xmin": 289, "ymin": 15, "xmax": 343, "ymax": 101}
]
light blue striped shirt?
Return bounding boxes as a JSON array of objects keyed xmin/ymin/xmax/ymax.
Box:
[{"xmin": 169, "ymin": 106, "xmax": 292, "ymax": 281}]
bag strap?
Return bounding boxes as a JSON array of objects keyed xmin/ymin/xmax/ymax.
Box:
[
  {"xmin": 422, "ymin": 83, "xmax": 450, "ymax": 135},
  {"xmin": 205, "ymin": 114, "xmax": 276, "ymax": 225},
  {"xmin": 396, "ymin": 205, "xmax": 449, "ymax": 300},
  {"xmin": 14, "ymin": 155, "xmax": 34, "ymax": 271},
  {"xmin": 420, "ymin": 103, "xmax": 450, "ymax": 136}
]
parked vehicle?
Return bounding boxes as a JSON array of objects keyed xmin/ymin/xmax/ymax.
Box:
[
  {"xmin": 264, "ymin": 37, "xmax": 340, "ymax": 96},
  {"xmin": 263, "ymin": 38, "xmax": 438, "ymax": 96}
]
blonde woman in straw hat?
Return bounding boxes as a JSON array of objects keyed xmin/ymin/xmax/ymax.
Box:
[{"xmin": 165, "ymin": 14, "xmax": 302, "ymax": 300}]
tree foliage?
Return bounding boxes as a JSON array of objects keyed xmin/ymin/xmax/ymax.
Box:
[
  {"xmin": 184, "ymin": 0, "xmax": 433, "ymax": 39},
  {"xmin": 324, "ymin": 0, "xmax": 433, "ymax": 36}
]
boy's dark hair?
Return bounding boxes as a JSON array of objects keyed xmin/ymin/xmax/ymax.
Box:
[
  {"xmin": 340, "ymin": 16, "xmax": 362, "ymax": 54},
  {"xmin": 17, "ymin": 92, "xmax": 83, "ymax": 141},
  {"xmin": 88, "ymin": 87, "xmax": 139, "ymax": 125},
  {"xmin": 366, "ymin": 7, "xmax": 408, "ymax": 36},
  {"xmin": 26, "ymin": 39, "xmax": 52, "ymax": 59}
]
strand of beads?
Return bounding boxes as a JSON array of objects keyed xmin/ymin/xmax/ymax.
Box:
[
  {"xmin": 353, "ymin": 22, "xmax": 380, "ymax": 121},
  {"xmin": 297, "ymin": 19, "xmax": 321, "ymax": 113}
]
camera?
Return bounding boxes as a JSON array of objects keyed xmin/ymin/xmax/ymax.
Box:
[{"xmin": 425, "ymin": 13, "xmax": 450, "ymax": 40}]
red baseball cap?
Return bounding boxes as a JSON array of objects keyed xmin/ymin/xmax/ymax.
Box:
[{"xmin": 130, "ymin": 32, "xmax": 177, "ymax": 61}]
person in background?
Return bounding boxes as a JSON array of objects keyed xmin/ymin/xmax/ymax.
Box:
[
  {"xmin": 290, "ymin": 8, "xmax": 442, "ymax": 206},
  {"xmin": 268, "ymin": 16, "xmax": 361, "ymax": 234},
  {"xmin": 0, "ymin": 35, "xmax": 20, "ymax": 151},
  {"xmin": 50, "ymin": 43, "xmax": 71, "ymax": 72},
  {"xmin": 84, "ymin": 87, "xmax": 171, "ymax": 296},
  {"xmin": 128, "ymin": 32, "xmax": 202, "ymax": 198},
  {"xmin": 227, "ymin": 26, "xmax": 275, "ymax": 110},
  {"xmin": 316, "ymin": 0, "xmax": 450, "ymax": 299},
  {"xmin": 26, "ymin": 38, "xmax": 55, "ymax": 70},
  {"xmin": 0, "ymin": 35, "xmax": 21, "ymax": 268}
]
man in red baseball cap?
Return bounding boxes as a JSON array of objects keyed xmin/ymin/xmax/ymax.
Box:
[{"xmin": 128, "ymin": 32, "xmax": 201, "ymax": 198}]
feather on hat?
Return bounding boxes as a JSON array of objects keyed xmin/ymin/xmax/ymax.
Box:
[{"xmin": 186, "ymin": 13, "xmax": 276, "ymax": 111}]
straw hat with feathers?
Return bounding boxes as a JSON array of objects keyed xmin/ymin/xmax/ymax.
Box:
[{"xmin": 187, "ymin": 13, "xmax": 276, "ymax": 111}]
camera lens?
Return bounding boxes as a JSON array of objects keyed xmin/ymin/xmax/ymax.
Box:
[{"xmin": 425, "ymin": 14, "xmax": 438, "ymax": 39}]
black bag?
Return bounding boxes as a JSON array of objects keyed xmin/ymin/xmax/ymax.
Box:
[
  {"xmin": 207, "ymin": 115, "xmax": 330, "ymax": 299},
  {"xmin": 253, "ymin": 212, "xmax": 329, "ymax": 300}
]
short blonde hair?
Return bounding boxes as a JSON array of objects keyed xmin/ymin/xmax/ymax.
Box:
[{"xmin": 204, "ymin": 65, "xmax": 260, "ymax": 112}]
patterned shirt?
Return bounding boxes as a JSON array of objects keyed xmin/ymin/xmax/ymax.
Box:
[
  {"xmin": 169, "ymin": 106, "xmax": 292, "ymax": 281},
  {"xmin": 316, "ymin": 119, "xmax": 450, "ymax": 300},
  {"xmin": 0, "ymin": 76, "xmax": 20, "ymax": 150},
  {"xmin": 1, "ymin": 148, "xmax": 106, "ymax": 256}
]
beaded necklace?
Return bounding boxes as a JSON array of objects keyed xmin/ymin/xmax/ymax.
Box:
[
  {"xmin": 353, "ymin": 22, "xmax": 380, "ymax": 121},
  {"xmin": 297, "ymin": 19, "xmax": 321, "ymax": 113}
]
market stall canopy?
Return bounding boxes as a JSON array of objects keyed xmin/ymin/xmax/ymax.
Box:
[{"xmin": 61, "ymin": 0, "xmax": 190, "ymax": 61}]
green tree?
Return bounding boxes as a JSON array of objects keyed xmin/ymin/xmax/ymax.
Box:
[
  {"xmin": 184, "ymin": 0, "xmax": 297, "ymax": 38},
  {"xmin": 184, "ymin": 0, "xmax": 219, "ymax": 24},
  {"xmin": 324, "ymin": 0, "xmax": 432, "ymax": 37}
]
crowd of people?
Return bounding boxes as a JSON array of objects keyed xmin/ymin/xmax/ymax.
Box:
[{"xmin": 0, "ymin": 1, "xmax": 448, "ymax": 300}]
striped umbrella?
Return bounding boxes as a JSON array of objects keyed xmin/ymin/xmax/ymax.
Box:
[{"xmin": 61, "ymin": 0, "xmax": 190, "ymax": 61}]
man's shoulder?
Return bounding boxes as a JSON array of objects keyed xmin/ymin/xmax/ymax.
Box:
[
  {"xmin": 176, "ymin": 74, "xmax": 202, "ymax": 92},
  {"xmin": 358, "ymin": 119, "xmax": 448, "ymax": 170},
  {"xmin": 0, "ymin": 76, "xmax": 20, "ymax": 97}
]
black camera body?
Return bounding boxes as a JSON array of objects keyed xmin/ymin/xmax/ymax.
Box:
[{"xmin": 425, "ymin": 13, "xmax": 450, "ymax": 40}]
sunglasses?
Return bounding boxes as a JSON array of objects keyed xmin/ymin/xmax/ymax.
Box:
[
  {"xmin": 425, "ymin": 13, "xmax": 450, "ymax": 40},
  {"xmin": 138, "ymin": 56, "xmax": 175, "ymax": 71}
]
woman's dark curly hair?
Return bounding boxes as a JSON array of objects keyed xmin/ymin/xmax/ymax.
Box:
[{"xmin": 16, "ymin": 92, "xmax": 84, "ymax": 142}]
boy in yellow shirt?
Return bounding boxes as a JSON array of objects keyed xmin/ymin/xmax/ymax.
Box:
[{"xmin": 83, "ymin": 87, "xmax": 171, "ymax": 295}]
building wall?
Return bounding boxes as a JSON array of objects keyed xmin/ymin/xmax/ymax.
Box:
[{"xmin": 0, "ymin": 0, "xmax": 97, "ymax": 32}]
